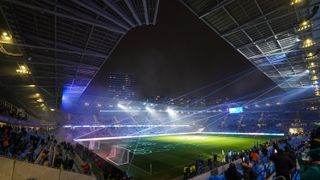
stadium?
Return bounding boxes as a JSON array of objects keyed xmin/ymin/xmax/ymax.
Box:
[{"xmin": 0, "ymin": 0, "xmax": 320, "ymax": 180}]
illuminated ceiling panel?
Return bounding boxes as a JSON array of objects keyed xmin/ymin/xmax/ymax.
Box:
[{"xmin": 181, "ymin": 0, "xmax": 320, "ymax": 91}]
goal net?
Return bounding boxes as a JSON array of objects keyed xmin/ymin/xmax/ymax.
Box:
[{"xmin": 106, "ymin": 145, "xmax": 130, "ymax": 166}]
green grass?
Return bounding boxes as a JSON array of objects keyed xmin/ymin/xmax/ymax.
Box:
[{"xmin": 101, "ymin": 135, "xmax": 279, "ymax": 180}]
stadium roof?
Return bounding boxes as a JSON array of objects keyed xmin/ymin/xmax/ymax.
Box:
[
  {"xmin": 181, "ymin": 0, "xmax": 320, "ymax": 90},
  {"xmin": 0, "ymin": 0, "xmax": 319, "ymax": 120},
  {"xmin": 0, "ymin": 0, "xmax": 159, "ymax": 118}
]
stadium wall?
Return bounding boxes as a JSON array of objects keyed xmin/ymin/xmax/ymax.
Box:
[{"xmin": 0, "ymin": 157, "xmax": 96, "ymax": 180}]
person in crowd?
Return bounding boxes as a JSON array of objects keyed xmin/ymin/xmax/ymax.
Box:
[
  {"xmin": 54, "ymin": 154, "xmax": 63, "ymax": 168},
  {"xmin": 183, "ymin": 165, "xmax": 188, "ymax": 179},
  {"xmin": 299, "ymin": 127, "xmax": 320, "ymax": 180},
  {"xmin": 82, "ymin": 161, "xmax": 91, "ymax": 174},
  {"xmin": 224, "ymin": 163, "xmax": 242, "ymax": 180},
  {"xmin": 250, "ymin": 150, "xmax": 259, "ymax": 164},
  {"xmin": 242, "ymin": 159, "xmax": 258, "ymax": 180},
  {"xmin": 284, "ymin": 145, "xmax": 296, "ymax": 169},
  {"xmin": 208, "ymin": 158, "xmax": 213, "ymax": 170},
  {"xmin": 190, "ymin": 163, "xmax": 196, "ymax": 177},
  {"xmin": 213, "ymin": 153, "xmax": 218, "ymax": 165},
  {"xmin": 221, "ymin": 150, "xmax": 225, "ymax": 163},
  {"xmin": 270, "ymin": 148, "xmax": 294, "ymax": 180},
  {"xmin": 1, "ymin": 136, "xmax": 9, "ymax": 155},
  {"xmin": 300, "ymin": 147, "xmax": 320, "ymax": 180}
]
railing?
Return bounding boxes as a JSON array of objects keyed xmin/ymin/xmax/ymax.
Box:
[{"xmin": 0, "ymin": 156, "xmax": 96, "ymax": 180}]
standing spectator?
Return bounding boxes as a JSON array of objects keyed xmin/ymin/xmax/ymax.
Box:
[
  {"xmin": 300, "ymin": 148, "xmax": 320, "ymax": 180},
  {"xmin": 213, "ymin": 153, "xmax": 218, "ymax": 165},
  {"xmin": 208, "ymin": 158, "xmax": 213, "ymax": 170},
  {"xmin": 284, "ymin": 146, "xmax": 296, "ymax": 169},
  {"xmin": 54, "ymin": 154, "xmax": 63, "ymax": 168},
  {"xmin": 221, "ymin": 150, "xmax": 226, "ymax": 163},
  {"xmin": 270, "ymin": 149, "xmax": 294, "ymax": 180},
  {"xmin": 82, "ymin": 161, "xmax": 91, "ymax": 174},
  {"xmin": 250, "ymin": 150, "xmax": 259, "ymax": 164},
  {"xmin": 242, "ymin": 160, "xmax": 258, "ymax": 180},
  {"xmin": 183, "ymin": 165, "xmax": 188, "ymax": 179},
  {"xmin": 224, "ymin": 163, "xmax": 242, "ymax": 180}
]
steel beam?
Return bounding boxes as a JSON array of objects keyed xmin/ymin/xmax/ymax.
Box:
[
  {"xmin": 142, "ymin": 0, "xmax": 149, "ymax": 25},
  {"xmin": 2, "ymin": 0, "xmax": 126, "ymax": 34},
  {"xmin": 153, "ymin": 0, "xmax": 160, "ymax": 25},
  {"xmin": 199, "ymin": 0, "xmax": 235, "ymax": 18},
  {"xmin": 102, "ymin": 0, "xmax": 136, "ymax": 27},
  {"xmin": 0, "ymin": 41, "xmax": 108, "ymax": 58},
  {"xmin": 124, "ymin": 0, "xmax": 142, "ymax": 26},
  {"xmin": 70, "ymin": 0, "xmax": 130, "ymax": 31}
]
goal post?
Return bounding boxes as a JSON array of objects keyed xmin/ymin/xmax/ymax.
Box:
[{"xmin": 106, "ymin": 145, "xmax": 130, "ymax": 166}]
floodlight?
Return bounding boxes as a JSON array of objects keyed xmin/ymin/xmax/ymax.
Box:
[
  {"xmin": 297, "ymin": 20, "xmax": 311, "ymax": 32},
  {"xmin": 117, "ymin": 103, "xmax": 125, "ymax": 109},
  {"xmin": 303, "ymin": 38, "xmax": 315, "ymax": 48},
  {"xmin": 27, "ymin": 84, "xmax": 36, "ymax": 88},
  {"xmin": 290, "ymin": 0, "xmax": 303, "ymax": 6},
  {"xmin": 36, "ymin": 98, "xmax": 44, "ymax": 103},
  {"xmin": 0, "ymin": 31, "xmax": 12, "ymax": 42},
  {"xmin": 16, "ymin": 65, "xmax": 31, "ymax": 74},
  {"xmin": 146, "ymin": 106, "xmax": 155, "ymax": 113}
]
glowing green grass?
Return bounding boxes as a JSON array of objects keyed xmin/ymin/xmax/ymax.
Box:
[{"xmin": 103, "ymin": 135, "xmax": 279, "ymax": 180}]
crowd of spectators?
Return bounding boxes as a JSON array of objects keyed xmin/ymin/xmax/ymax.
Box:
[
  {"xmin": 0, "ymin": 124, "xmax": 78, "ymax": 173},
  {"xmin": 1, "ymin": 121, "xmax": 319, "ymax": 180},
  {"xmin": 184, "ymin": 127, "xmax": 320, "ymax": 180},
  {"xmin": 0, "ymin": 123, "xmax": 132, "ymax": 179}
]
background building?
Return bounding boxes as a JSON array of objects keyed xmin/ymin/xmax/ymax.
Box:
[{"xmin": 106, "ymin": 72, "xmax": 137, "ymax": 100}]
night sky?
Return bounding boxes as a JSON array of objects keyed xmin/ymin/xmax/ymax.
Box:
[{"xmin": 85, "ymin": 0, "xmax": 277, "ymax": 100}]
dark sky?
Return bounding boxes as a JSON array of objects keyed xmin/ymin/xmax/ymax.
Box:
[{"xmin": 85, "ymin": 0, "xmax": 277, "ymax": 100}]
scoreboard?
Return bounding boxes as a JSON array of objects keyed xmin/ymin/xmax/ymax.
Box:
[{"xmin": 228, "ymin": 107, "xmax": 243, "ymax": 114}]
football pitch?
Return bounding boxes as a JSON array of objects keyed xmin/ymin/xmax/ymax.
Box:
[{"xmin": 100, "ymin": 134, "xmax": 279, "ymax": 180}]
